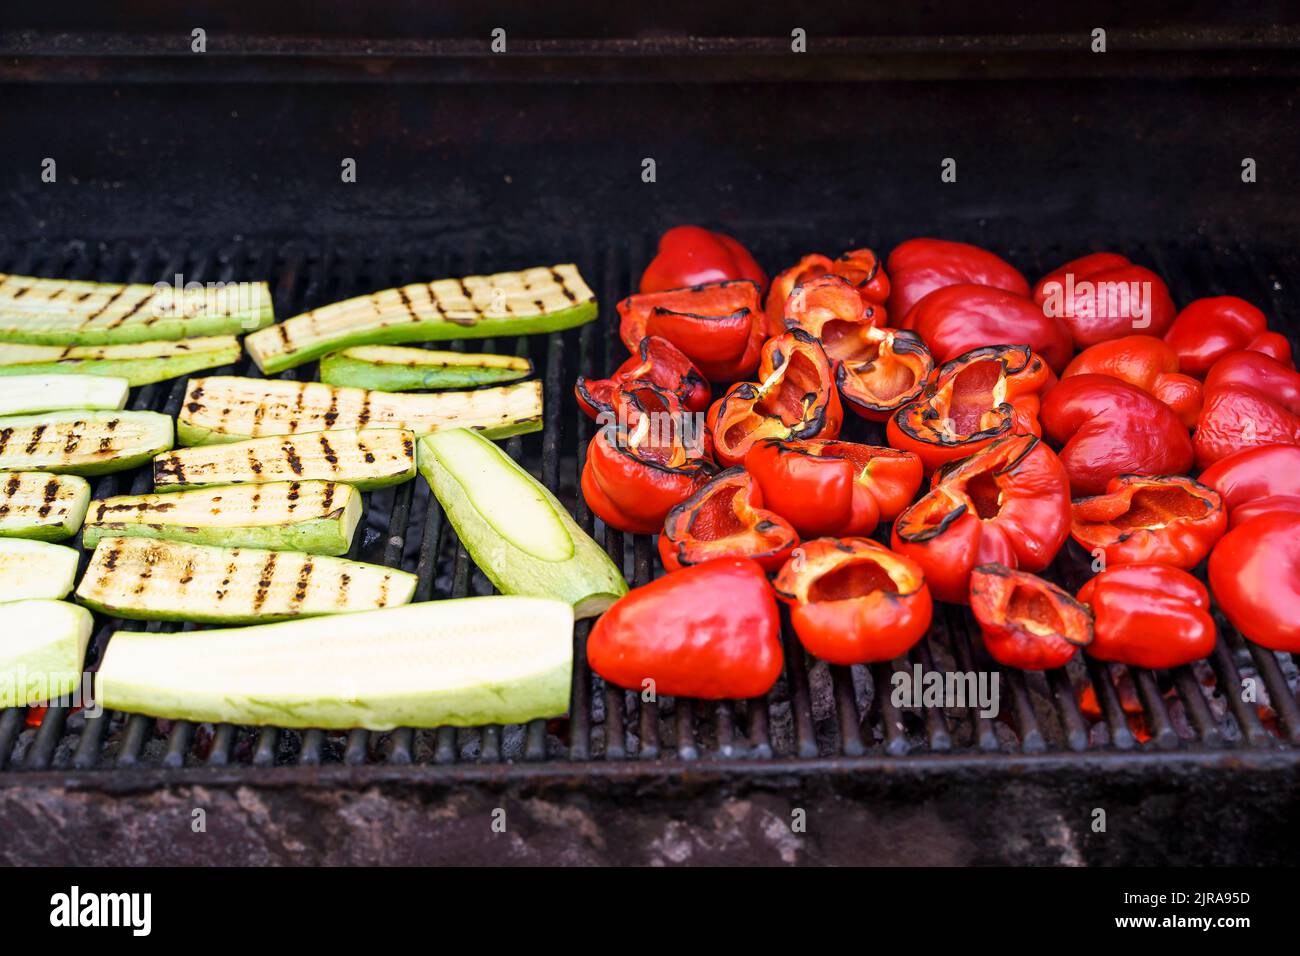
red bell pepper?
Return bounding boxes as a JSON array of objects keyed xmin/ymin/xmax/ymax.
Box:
[
  {"xmin": 1163, "ymin": 295, "xmax": 1294, "ymax": 377},
  {"xmin": 891, "ymin": 434, "xmax": 1072, "ymax": 603},
  {"xmin": 1033, "ymin": 252, "xmax": 1176, "ymax": 347},
  {"xmin": 773, "ymin": 537, "xmax": 933, "ymax": 665},
  {"xmin": 587, "ymin": 557, "xmax": 783, "ymax": 699},
  {"xmin": 1208, "ymin": 512, "xmax": 1300, "ymax": 653},
  {"xmin": 1193, "ymin": 350, "xmax": 1300, "ymax": 467},
  {"xmin": 576, "ymin": 335, "xmax": 711, "ymax": 420},
  {"xmin": 1198, "ymin": 443, "xmax": 1300, "ymax": 527},
  {"xmin": 1070, "ymin": 474, "xmax": 1226, "ymax": 569},
  {"xmin": 969, "ymin": 564, "xmax": 1093, "ymax": 670},
  {"xmin": 744, "ymin": 438, "xmax": 923, "ymax": 538},
  {"xmin": 902, "ymin": 283, "xmax": 1073, "ymax": 373},
  {"xmin": 705, "ymin": 329, "xmax": 842, "ymax": 467},
  {"xmin": 1076, "ymin": 563, "xmax": 1216, "ymax": 669},
  {"xmin": 1062, "ymin": 335, "xmax": 1202, "ymax": 428},
  {"xmin": 617, "ymin": 279, "xmax": 765, "ymax": 381},
  {"xmin": 657, "ymin": 466, "xmax": 798, "ymax": 573},
  {"xmin": 886, "ymin": 238, "xmax": 1030, "ymax": 321},
  {"xmin": 1038, "ymin": 374, "xmax": 1193, "ymax": 495},
  {"xmin": 764, "ymin": 249, "xmax": 890, "ymax": 336},
  {"xmin": 639, "ymin": 225, "xmax": 767, "ymax": 295}
]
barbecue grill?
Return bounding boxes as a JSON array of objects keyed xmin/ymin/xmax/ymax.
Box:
[{"xmin": 1, "ymin": 7, "xmax": 1298, "ymax": 866}]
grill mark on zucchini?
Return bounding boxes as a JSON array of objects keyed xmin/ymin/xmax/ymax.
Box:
[
  {"xmin": 357, "ymin": 441, "xmax": 375, "ymax": 464},
  {"xmin": 24, "ymin": 424, "xmax": 46, "ymax": 455},
  {"xmin": 294, "ymin": 557, "xmax": 315, "ymax": 606},
  {"xmin": 4, "ymin": 474, "xmax": 19, "ymax": 497},
  {"xmin": 38, "ymin": 477, "xmax": 59, "ymax": 517},
  {"xmin": 247, "ymin": 448, "xmax": 263, "ymax": 475},
  {"xmin": 179, "ymin": 558, "xmax": 195, "ymax": 587},
  {"xmin": 318, "ymin": 434, "xmax": 338, "ymax": 467},
  {"xmin": 357, "ymin": 394, "xmax": 371, "ymax": 427},
  {"xmin": 84, "ymin": 284, "xmax": 130, "ymax": 323},
  {"xmin": 286, "ymin": 481, "xmax": 301, "ymax": 512},
  {"xmin": 338, "ymin": 572, "xmax": 350, "ymax": 602},
  {"xmin": 320, "ymin": 482, "xmax": 335, "ymax": 513},
  {"xmin": 283, "ymin": 440, "xmax": 304, "ymax": 475},
  {"xmin": 102, "ymin": 545, "xmax": 121, "ymax": 571},
  {"xmin": 251, "ymin": 551, "xmax": 278, "ymax": 613},
  {"xmin": 397, "ymin": 287, "xmax": 419, "ymax": 322},
  {"xmin": 0, "ymin": 428, "xmax": 10, "ymax": 455},
  {"xmin": 63, "ymin": 429, "xmax": 82, "ymax": 455}
]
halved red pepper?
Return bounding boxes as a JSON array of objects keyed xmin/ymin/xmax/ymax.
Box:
[
  {"xmin": 764, "ymin": 248, "xmax": 889, "ymax": 336},
  {"xmin": 886, "ymin": 344, "xmax": 1055, "ymax": 474},
  {"xmin": 886, "ymin": 238, "xmax": 1030, "ymax": 321},
  {"xmin": 657, "ymin": 466, "xmax": 798, "ymax": 572},
  {"xmin": 617, "ymin": 279, "xmax": 765, "ymax": 381},
  {"xmin": 1198, "ymin": 443, "xmax": 1300, "ymax": 527},
  {"xmin": 706, "ymin": 329, "xmax": 842, "ymax": 467},
  {"xmin": 969, "ymin": 564, "xmax": 1093, "ymax": 670},
  {"xmin": 1076, "ymin": 563, "xmax": 1216, "ymax": 669},
  {"xmin": 639, "ymin": 225, "xmax": 767, "ymax": 295},
  {"xmin": 1070, "ymin": 474, "xmax": 1226, "ymax": 569},
  {"xmin": 891, "ymin": 434, "xmax": 1072, "ymax": 604},
  {"xmin": 576, "ymin": 335, "xmax": 711, "ymax": 420},
  {"xmin": 1163, "ymin": 295, "xmax": 1294, "ymax": 377},
  {"xmin": 744, "ymin": 438, "xmax": 923, "ymax": 537},
  {"xmin": 1033, "ymin": 252, "xmax": 1176, "ymax": 347},
  {"xmin": 1062, "ymin": 335, "xmax": 1203, "ymax": 428},
  {"xmin": 773, "ymin": 537, "xmax": 933, "ymax": 665},
  {"xmin": 1208, "ymin": 512, "xmax": 1300, "ymax": 653},
  {"xmin": 902, "ymin": 283, "xmax": 1073, "ymax": 373}
]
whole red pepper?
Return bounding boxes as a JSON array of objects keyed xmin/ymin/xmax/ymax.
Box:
[
  {"xmin": 765, "ymin": 248, "xmax": 890, "ymax": 336},
  {"xmin": 1193, "ymin": 387, "xmax": 1300, "ymax": 469},
  {"xmin": 587, "ymin": 558, "xmax": 783, "ymax": 699},
  {"xmin": 618, "ymin": 280, "xmax": 765, "ymax": 381},
  {"xmin": 1033, "ymin": 252, "xmax": 1176, "ymax": 347},
  {"xmin": 1208, "ymin": 512, "xmax": 1300, "ymax": 653},
  {"xmin": 902, "ymin": 283, "xmax": 1073, "ymax": 373},
  {"xmin": 773, "ymin": 537, "xmax": 933, "ymax": 665},
  {"xmin": 639, "ymin": 225, "xmax": 767, "ymax": 295},
  {"xmin": 1038, "ymin": 374, "xmax": 1193, "ymax": 496},
  {"xmin": 1070, "ymin": 474, "xmax": 1226, "ymax": 569},
  {"xmin": 891, "ymin": 434, "xmax": 1072, "ymax": 603},
  {"xmin": 657, "ymin": 466, "xmax": 799, "ymax": 572},
  {"xmin": 1062, "ymin": 335, "xmax": 1203, "ymax": 428},
  {"xmin": 744, "ymin": 438, "xmax": 923, "ymax": 537},
  {"xmin": 1198, "ymin": 443, "xmax": 1300, "ymax": 527},
  {"xmin": 576, "ymin": 335, "xmax": 711, "ymax": 420},
  {"xmin": 1076, "ymin": 563, "xmax": 1215, "ymax": 669},
  {"xmin": 886, "ymin": 238, "xmax": 1030, "ymax": 321},
  {"xmin": 1163, "ymin": 295, "xmax": 1294, "ymax": 377},
  {"xmin": 969, "ymin": 564, "xmax": 1092, "ymax": 670}
]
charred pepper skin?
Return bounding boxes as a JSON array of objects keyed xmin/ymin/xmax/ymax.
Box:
[
  {"xmin": 1076, "ymin": 563, "xmax": 1216, "ymax": 669},
  {"xmin": 1069, "ymin": 474, "xmax": 1226, "ymax": 569},
  {"xmin": 1062, "ymin": 335, "xmax": 1203, "ymax": 428},
  {"xmin": 639, "ymin": 226, "xmax": 767, "ymax": 296},
  {"xmin": 657, "ymin": 466, "xmax": 799, "ymax": 573},
  {"xmin": 575, "ymin": 335, "xmax": 710, "ymax": 420},
  {"xmin": 886, "ymin": 238, "xmax": 1030, "ymax": 322},
  {"xmin": 969, "ymin": 564, "xmax": 1093, "ymax": 670},
  {"xmin": 1032, "ymin": 252, "xmax": 1176, "ymax": 347},
  {"xmin": 902, "ymin": 283, "xmax": 1073, "ymax": 374},
  {"xmin": 617, "ymin": 280, "xmax": 766, "ymax": 381},
  {"xmin": 1198, "ymin": 443, "xmax": 1300, "ymax": 527},
  {"xmin": 1163, "ymin": 295, "xmax": 1294, "ymax": 377},
  {"xmin": 1208, "ymin": 512, "xmax": 1300, "ymax": 654}
]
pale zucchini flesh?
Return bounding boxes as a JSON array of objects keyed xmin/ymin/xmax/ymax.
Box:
[
  {"xmin": 77, "ymin": 536, "xmax": 416, "ymax": 623},
  {"xmin": 0, "ymin": 471, "xmax": 91, "ymax": 541},
  {"xmin": 0, "ymin": 336, "xmax": 241, "ymax": 386},
  {"xmin": 0, "ymin": 600, "xmax": 93, "ymax": 708},
  {"xmin": 96, "ymin": 596, "xmax": 574, "ymax": 730},
  {"xmin": 419, "ymin": 429, "xmax": 627, "ymax": 619},
  {"xmin": 153, "ymin": 428, "xmax": 415, "ymax": 491},
  {"xmin": 0, "ymin": 539, "xmax": 80, "ymax": 601},
  {"xmin": 82, "ymin": 480, "xmax": 361, "ymax": 556},
  {"xmin": 245, "ymin": 263, "xmax": 595, "ymax": 373},
  {"xmin": 320, "ymin": 346, "xmax": 533, "ymax": 391},
  {"xmin": 0, "ymin": 374, "xmax": 129, "ymax": 416},
  {"xmin": 177, "ymin": 376, "xmax": 542, "ymax": 445},
  {"xmin": 0, "ymin": 410, "xmax": 174, "ymax": 476}
]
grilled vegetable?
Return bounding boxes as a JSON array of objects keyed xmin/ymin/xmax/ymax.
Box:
[
  {"xmin": 320, "ymin": 346, "xmax": 532, "ymax": 391},
  {"xmin": 0, "ymin": 410, "xmax": 173, "ymax": 475},
  {"xmin": 153, "ymin": 428, "xmax": 415, "ymax": 491},
  {"xmin": 82, "ymin": 480, "xmax": 361, "ymax": 555},
  {"xmin": 245, "ymin": 264, "xmax": 595, "ymax": 373},
  {"xmin": 0, "ymin": 600, "xmax": 93, "ymax": 708},
  {"xmin": 0, "ymin": 539, "xmax": 80, "ymax": 601},
  {"xmin": 0, "ymin": 374, "xmax": 129, "ymax": 415},
  {"xmin": 177, "ymin": 376, "xmax": 542, "ymax": 445},
  {"xmin": 0, "ymin": 273, "xmax": 272, "ymax": 345},
  {"xmin": 96, "ymin": 595, "xmax": 574, "ymax": 729},
  {"xmin": 0, "ymin": 336, "xmax": 241, "ymax": 386},
  {"xmin": 77, "ymin": 536, "xmax": 416, "ymax": 623},
  {"xmin": 419, "ymin": 428, "xmax": 627, "ymax": 618},
  {"xmin": 0, "ymin": 471, "xmax": 91, "ymax": 541}
]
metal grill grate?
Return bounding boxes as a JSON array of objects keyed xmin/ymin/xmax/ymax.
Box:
[{"xmin": 0, "ymin": 232, "xmax": 1297, "ymax": 775}]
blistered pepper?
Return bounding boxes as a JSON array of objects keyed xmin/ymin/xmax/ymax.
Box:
[
  {"xmin": 969, "ymin": 564, "xmax": 1092, "ymax": 670},
  {"xmin": 639, "ymin": 225, "xmax": 767, "ymax": 295},
  {"xmin": 1070, "ymin": 474, "xmax": 1225, "ymax": 569},
  {"xmin": 744, "ymin": 438, "xmax": 923, "ymax": 537},
  {"xmin": 1163, "ymin": 296, "xmax": 1294, "ymax": 377},
  {"xmin": 886, "ymin": 238, "xmax": 1030, "ymax": 321},
  {"xmin": 1033, "ymin": 252, "xmax": 1176, "ymax": 347},
  {"xmin": 902, "ymin": 283, "xmax": 1073, "ymax": 373},
  {"xmin": 773, "ymin": 538, "xmax": 933, "ymax": 665},
  {"xmin": 576, "ymin": 335, "xmax": 711, "ymax": 420},
  {"xmin": 764, "ymin": 248, "xmax": 889, "ymax": 336},
  {"xmin": 1193, "ymin": 385, "xmax": 1300, "ymax": 469},
  {"xmin": 1076, "ymin": 564, "xmax": 1216, "ymax": 669},
  {"xmin": 1062, "ymin": 335, "xmax": 1203, "ymax": 428},
  {"xmin": 1208, "ymin": 512, "xmax": 1300, "ymax": 653},
  {"xmin": 617, "ymin": 279, "xmax": 765, "ymax": 381},
  {"xmin": 1198, "ymin": 443, "xmax": 1300, "ymax": 527},
  {"xmin": 657, "ymin": 466, "xmax": 798, "ymax": 572}
]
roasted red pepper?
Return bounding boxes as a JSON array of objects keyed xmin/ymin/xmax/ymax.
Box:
[
  {"xmin": 587, "ymin": 558, "xmax": 783, "ymax": 699},
  {"xmin": 1193, "ymin": 385, "xmax": 1300, "ymax": 469},
  {"xmin": 744, "ymin": 438, "xmax": 923, "ymax": 538},
  {"xmin": 1208, "ymin": 512, "xmax": 1300, "ymax": 653},
  {"xmin": 891, "ymin": 434, "xmax": 1072, "ymax": 603},
  {"xmin": 1038, "ymin": 374, "xmax": 1193, "ymax": 496},
  {"xmin": 639, "ymin": 225, "xmax": 767, "ymax": 295},
  {"xmin": 764, "ymin": 249, "xmax": 889, "ymax": 336},
  {"xmin": 1070, "ymin": 474, "xmax": 1226, "ymax": 569},
  {"xmin": 902, "ymin": 283, "xmax": 1073, "ymax": 373},
  {"xmin": 576, "ymin": 335, "xmax": 711, "ymax": 420},
  {"xmin": 1076, "ymin": 563, "xmax": 1216, "ymax": 669},
  {"xmin": 706, "ymin": 329, "xmax": 842, "ymax": 467},
  {"xmin": 1062, "ymin": 335, "xmax": 1202, "ymax": 428},
  {"xmin": 969, "ymin": 565, "xmax": 1092, "ymax": 670},
  {"xmin": 886, "ymin": 238, "xmax": 1030, "ymax": 321},
  {"xmin": 657, "ymin": 466, "xmax": 798, "ymax": 572},
  {"xmin": 1198, "ymin": 443, "xmax": 1300, "ymax": 527},
  {"xmin": 617, "ymin": 279, "xmax": 765, "ymax": 381},
  {"xmin": 773, "ymin": 537, "xmax": 933, "ymax": 665},
  {"xmin": 886, "ymin": 344, "xmax": 1055, "ymax": 474},
  {"xmin": 1163, "ymin": 295, "xmax": 1294, "ymax": 377},
  {"xmin": 1033, "ymin": 252, "xmax": 1176, "ymax": 347}
]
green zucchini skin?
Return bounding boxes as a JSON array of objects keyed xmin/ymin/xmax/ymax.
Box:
[
  {"xmin": 0, "ymin": 600, "xmax": 93, "ymax": 707},
  {"xmin": 0, "ymin": 337, "xmax": 241, "ymax": 386},
  {"xmin": 0, "ymin": 471, "xmax": 91, "ymax": 541},
  {"xmin": 0, "ymin": 410, "xmax": 174, "ymax": 476},
  {"xmin": 319, "ymin": 348, "xmax": 533, "ymax": 391}
]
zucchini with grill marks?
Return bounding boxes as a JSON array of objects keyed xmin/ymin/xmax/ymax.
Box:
[
  {"xmin": 0, "ymin": 410, "xmax": 174, "ymax": 475},
  {"xmin": 177, "ymin": 375, "xmax": 542, "ymax": 445},
  {"xmin": 0, "ymin": 600, "xmax": 93, "ymax": 708},
  {"xmin": 320, "ymin": 346, "xmax": 532, "ymax": 391},
  {"xmin": 0, "ymin": 336, "xmax": 241, "ymax": 386},
  {"xmin": 77, "ymin": 536, "xmax": 416, "ymax": 623},
  {"xmin": 245, "ymin": 263, "xmax": 595, "ymax": 373},
  {"xmin": 0, "ymin": 539, "xmax": 80, "ymax": 601},
  {"xmin": 0, "ymin": 273, "xmax": 273, "ymax": 345},
  {"xmin": 0, "ymin": 471, "xmax": 91, "ymax": 541},
  {"xmin": 0, "ymin": 374, "xmax": 129, "ymax": 415},
  {"xmin": 153, "ymin": 428, "xmax": 415, "ymax": 491},
  {"xmin": 82, "ymin": 479, "xmax": 361, "ymax": 555}
]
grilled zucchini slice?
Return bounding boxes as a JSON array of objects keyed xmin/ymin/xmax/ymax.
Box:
[
  {"xmin": 0, "ymin": 600, "xmax": 93, "ymax": 708},
  {"xmin": 0, "ymin": 410, "xmax": 173, "ymax": 475},
  {"xmin": 177, "ymin": 376, "xmax": 542, "ymax": 445},
  {"xmin": 319, "ymin": 346, "xmax": 532, "ymax": 391},
  {"xmin": 0, "ymin": 374, "xmax": 129, "ymax": 415},
  {"xmin": 0, "ymin": 471, "xmax": 91, "ymax": 541},
  {"xmin": 245, "ymin": 263, "xmax": 595, "ymax": 373},
  {"xmin": 0, "ymin": 539, "xmax": 80, "ymax": 601},
  {"xmin": 82, "ymin": 480, "xmax": 361, "ymax": 555},
  {"xmin": 0, "ymin": 336, "xmax": 241, "ymax": 386}
]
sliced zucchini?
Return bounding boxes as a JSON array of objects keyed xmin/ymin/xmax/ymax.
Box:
[
  {"xmin": 419, "ymin": 429, "xmax": 627, "ymax": 619},
  {"xmin": 77, "ymin": 536, "xmax": 416, "ymax": 623},
  {"xmin": 0, "ymin": 273, "xmax": 273, "ymax": 345},
  {"xmin": 82, "ymin": 480, "xmax": 361, "ymax": 555},
  {"xmin": 153, "ymin": 428, "xmax": 415, "ymax": 491},
  {"xmin": 0, "ymin": 410, "xmax": 173, "ymax": 475},
  {"xmin": 96, "ymin": 595, "xmax": 573, "ymax": 729},
  {"xmin": 0, "ymin": 539, "xmax": 80, "ymax": 601},
  {"xmin": 0, "ymin": 471, "xmax": 91, "ymax": 541},
  {"xmin": 0, "ymin": 374, "xmax": 129, "ymax": 416},
  {"xmin": 320, "ymin": 345, "xmax": 533, "ymax": 391},
  {"xmin": 245, "ymin": 263, "xmax": 595, "ymax": 373},
  {"xmin": 0, "ymin": 600, "xmax": 93, "ymax": 708},
  {"xmin": 0, "ymin": 336, "xmax": 241, "ymax": 386},
  {"xmin": 177, "ymin": 375, "xmax": 542, "ymax": 445}
]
